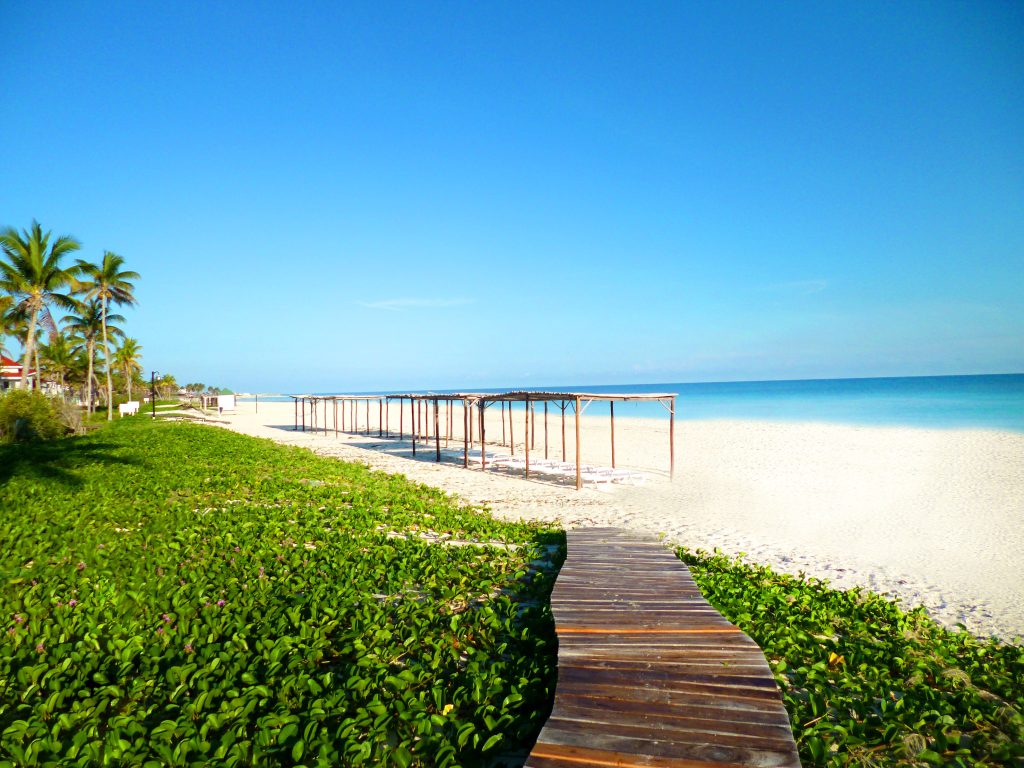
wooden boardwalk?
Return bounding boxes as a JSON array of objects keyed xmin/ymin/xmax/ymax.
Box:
[{"xmin": 526, "ymin": 527, "xmax": 801, "ymax": 768}]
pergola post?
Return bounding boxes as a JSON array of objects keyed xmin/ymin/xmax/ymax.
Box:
[
  {"xmin": 610, "ymin": 401, "xmax": 616, "ymax": 468},
  {"xmin": 301, "ymin": 398, "xmax": 306, "ymax": 432},
  {"xmin": 463, "ymin": 399, "xmax": 469, "ymax": 467},
  {"xmin": 379, "ymin": 399, "xmax": 383, "ymax": 437},
  {"xmin": 544, "ymin": 402, "xmax": 549, "ymax": 459},
  {"xmin": 479, "ymin": 402, "xmax": 486, "ymax": 469},
  {"xmin": 670, "ymin": 397, "xmax": 675, "ymax": 480},
  {"xmin": 334, "ymin": 399, "xmax": 338, "ymax": 437},
  {"xmin": 293, "ymin": 398, "xmax": 298, "ymax": 430},
  {"xmin": 574, "ymin": 396, "xmax": 581, "ymax": 490},
  {"xmin": 501, "ymin": 401, "xmax": 506, "ymax": 445},
  {"xmin": 434, "ymin": 399, "xmax": 440, "ymax": 462},
  {"xmin": 411, "ymin": 398, "xmax": 416, "ymax": 457},
  {"xmin": 509, "ymin": 400, "xmax": 515, "ymax": 456},
  {"xmin": 561, "ymin": 401, "xmax": 566, "ymax": 461},
  {"xmin": 524, "ymin": 396, "xmax": 530, "ymax": 478}
]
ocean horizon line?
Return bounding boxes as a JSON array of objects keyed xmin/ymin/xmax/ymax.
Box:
[{"xmin": 237, "ymin": 373, "xmax": 1024, "ymax": 433}]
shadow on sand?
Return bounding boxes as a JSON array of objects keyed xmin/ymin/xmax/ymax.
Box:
[{"xmin": 264, "ymin": 424, "xmax": 586, "ymax": 489}]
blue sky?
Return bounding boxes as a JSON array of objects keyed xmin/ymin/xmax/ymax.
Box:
[{"xmin": 2, "ymin": 1, "xmax": 1021, "ymax": 391}]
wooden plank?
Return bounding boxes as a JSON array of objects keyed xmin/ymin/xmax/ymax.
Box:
[{"xmin": 527, "ymin": 528, "xmax": 799, "ymax": 768}]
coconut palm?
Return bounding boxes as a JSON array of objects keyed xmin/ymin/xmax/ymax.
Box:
[
  {"xmin": 0, "ymin": 221, "xmax": 82, "ymax": 389},
  {"xmin": 0, "ymin": 294, "xmax": 15, "ymax": 367},
  {"xmin": 65, "ymin": 299, "xmax": 125, "ymax": 414},
  {"xmin": 74, "ymin": 252, "xmax": 139, "ymax": 419},
  {"xmin": 38, "ymin": 332, "xmax": 80, "ymax": 397},
  {"xmin": 112, "ymin": 337, "xmax": 143, "ymax": 401},
  {"xmin": 157, "ymin": 373, "xmax": 178, "ymax": 400}
]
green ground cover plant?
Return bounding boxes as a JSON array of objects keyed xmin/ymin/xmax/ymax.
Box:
[
  {"xmin": 0, "ymin": 391, "xmax": 68, "ymax": 444},
  {"xmin": 0, "ymin": 420, "xmax": 562, "ymax": 767},
  {"xmin": 678, "ymin": 548, "xmax": 1024, "ymax": 767}
]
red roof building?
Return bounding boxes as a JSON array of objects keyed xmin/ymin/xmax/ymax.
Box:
[{"xmin": 1, "ymin": 354, "xmax": 36, "ymax": 390}]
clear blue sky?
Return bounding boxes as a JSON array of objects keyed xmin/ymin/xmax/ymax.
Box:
[{"xmin": 2, "ymin": 1, "xmax": 1021, "ymax": 392}]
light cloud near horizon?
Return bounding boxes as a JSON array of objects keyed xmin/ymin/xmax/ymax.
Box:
[{"xmin": 359, "ymin": 297, "xmax": 475, "ymax": 311}]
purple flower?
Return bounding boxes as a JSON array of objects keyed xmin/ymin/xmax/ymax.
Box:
[
  {"xmin": 184, "ymin": 643, "xmax": 194, "ymax": 654},
  {"xmin": 68, "ymin": 599, "xmax": 78, "ymax": 607},
  {"xmin": 13, "ymin": 614, "xmax": 23, "ymax": 624},
  {"xmin": 35, "ymin": 642, "xmax": 45, "ymax": 653},
  {"xmin": 216, "ymin": 599, "xmax": 226, "ymax": 607},
  {"xmin": 156, "ymin": 627, "xmax": 164, "ymax": 635},
  {"xmin": 76, "ymin": 562, "xmax": 86, "ymax": 571},
  {"xmin": 162, "ymin": 613, "xmax": 171, "ymax": 623}
]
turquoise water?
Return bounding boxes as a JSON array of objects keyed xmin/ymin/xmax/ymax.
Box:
[{"xmin": 242, "ymin": 374, "xmax": 1024, "ymax": 432}]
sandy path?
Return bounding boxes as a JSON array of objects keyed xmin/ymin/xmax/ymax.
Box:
[{"xmin": 210, "ymin": 399, "xmax": 1024, "ymax": 642}]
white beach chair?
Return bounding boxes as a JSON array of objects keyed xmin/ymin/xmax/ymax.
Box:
[{"xmin": 118, "ymin": 401, "xmax": 140, "ymax": 417}]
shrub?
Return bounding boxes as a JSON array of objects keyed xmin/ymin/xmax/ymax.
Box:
[{"xmin": 0, "ymin": 389, "xmax": 68, "ymax": 443}]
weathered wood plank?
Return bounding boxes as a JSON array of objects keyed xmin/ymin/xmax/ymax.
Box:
[{"xmin": 526, "ymin": 528, "xmax": 800, "ymax": 768}]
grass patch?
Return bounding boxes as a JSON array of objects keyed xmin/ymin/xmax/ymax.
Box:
[
  {"xmin": 0, "ymin": 419, "xmax": 563, "ymax": 766},
  {"xmin": 678, "ymin": 548, "xmax": 1024, "ymax": 767}
]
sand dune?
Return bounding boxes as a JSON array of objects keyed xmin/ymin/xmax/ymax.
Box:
[{"xmin": 215, "ymin": 399, "xmax": 1024, "ymax": 642}]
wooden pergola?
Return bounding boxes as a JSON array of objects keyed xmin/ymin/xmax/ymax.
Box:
[{"xmin": 289, "ymin": 390, "xmax": 676, "ymax": 490}]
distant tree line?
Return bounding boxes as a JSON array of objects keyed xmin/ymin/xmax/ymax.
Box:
[{"xmin": 0, "ymin": 220, "xmax": 230, "ymax": 421}]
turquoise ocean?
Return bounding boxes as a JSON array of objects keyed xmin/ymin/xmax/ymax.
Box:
[{"xmin": 246, "ymin": 374, "xmax": 1024, "ymax": 432}]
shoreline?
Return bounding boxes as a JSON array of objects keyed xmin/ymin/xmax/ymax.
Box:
[{"xmin": 215, "ymin": 400, "xmax": 1024, "ymax": 643}]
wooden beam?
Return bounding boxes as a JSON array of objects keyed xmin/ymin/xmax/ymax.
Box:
[
  {"xmin": 610, "ymin": 400, "xmax": 615, "ymax": 469},
  {"xmin": 524, "ymin": 395, "xmax": 530, "ymax": 478},
  {"xmin": 670, "ymin": 398, "xmax": 675, "ymax": 480},
  {"xmin": 561, "ymin": 400, "xmax": 566, "ymax": 462},
  {"xmin": 463, "ymin": 399, "xmax": 469, "ymax": 467},
  {"xmin": 575, "ymin": 396, "xmax": 581, "ymax": 490},
  {"xmin": 544, "ymin": 401, "xmax": 549, "ymax": 459},
  {"xmin": 479, "ymin": 402, "xmax": 486, "ymax": 470},
  {"xmin": 411, "ymin": 397, "xmax": 416, "ymax": 457},
  {"xmin": 434, "ymin": 399, "xmax": 441, "ymax": 462}
]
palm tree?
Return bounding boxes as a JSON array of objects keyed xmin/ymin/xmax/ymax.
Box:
[
  {"xmin": 157, "ymin": 373, "xmax": 178, "ymax": 400},
  {"xmin": 112, "ymin": 338, "xmax": 143, "ymax": 401},
  {"xmin": 0, "ymin": 221, "xmax": 82, "ymax": 389},
  {"xmin": 0, "ymin": 294, "xmax": 15, "ymax": 367},
  {"xmin": 38, "ymin": 332, "xmax": 79, "ymax": 397},
  {"xmin": 65, "ymin": 299, "xmax": 125, "ymax": 414},
  {"xmin": 74, "ymin": 252, "xmax": 139, "ymax": 419}
]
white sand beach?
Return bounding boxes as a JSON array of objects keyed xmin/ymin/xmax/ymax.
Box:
[{"xmin": 213, "ymin": 399, "xmax": 1024, "ymax": 642}]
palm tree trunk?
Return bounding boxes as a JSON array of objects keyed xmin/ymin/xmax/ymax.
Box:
[
  {"xmin": 21, "ymin": 308, "xmax": 38, "ymax": 390},
  {"xmin": 102, "ymin": 295, "xmax": 113, "ymax": 420},
  {"xmin": 35, "ymin": 346, "xmax": 41, "ymax": 392},
  {"xmin": 126, "ymin": 369, "xmax": 133, "ymax": 401},
  {"xmin": 86, "ymin": 340, "xmax": 95, "ymax": 414}
]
